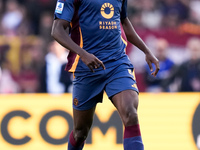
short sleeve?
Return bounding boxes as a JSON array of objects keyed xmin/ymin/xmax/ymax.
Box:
[
  {"xmin": 54, "ymin": 0, "xmax": 75, "ymax": 22},
  {"xmin": 120, "ymin": 0, "xmax": 127, "ymax": 20}
]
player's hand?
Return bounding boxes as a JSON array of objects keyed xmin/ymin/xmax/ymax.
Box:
[
  {"xmin": 80, "ymin": 52, "xmax": 106, "ymax": 72},
  {"xmin": 145, "ymin": 52, "xmax": 160, "ymax": 77}
]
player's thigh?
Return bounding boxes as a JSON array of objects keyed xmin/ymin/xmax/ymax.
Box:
[
  {"xmin": 111, "ymin": 90, "xmax": 139, "ymax": 126},
  {"xmin": 73, "ymin": 106, "xmax": 96, "ymax": 131},
  {"xmin": 112, "ymin": 89, "xmax": 139, "ymax": 114}
]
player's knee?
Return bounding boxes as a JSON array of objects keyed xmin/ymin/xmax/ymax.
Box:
[
  {"xmin": 73, "ymin": 128, "xmax": 88, "ymax": 143},
  {"xmin": 123, "ymin": 108, "xmax": 138, "ymax": 126}
]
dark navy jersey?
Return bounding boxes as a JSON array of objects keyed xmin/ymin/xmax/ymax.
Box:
[{"xmin": 54, "ymin": 0, "xmax": 129, "ymax": 72}]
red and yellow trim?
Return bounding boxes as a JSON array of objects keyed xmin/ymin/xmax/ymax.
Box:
[
  {"xmin": 69, "ymin": 27, "xmax": 83, "ymax": 73},
  {"xmin": 121, "ymin": 36, "xmax": 127, "ymax": 46}
]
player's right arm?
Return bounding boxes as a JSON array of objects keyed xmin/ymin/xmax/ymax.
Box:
[{"xmin": 51, "ymin": 19, "xmax": 105, "ymax": 72}]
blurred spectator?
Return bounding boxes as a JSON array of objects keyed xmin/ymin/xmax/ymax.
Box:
[
  {"xmin": 160, "ymin": 0, "xmax": 190, "ymax": 28},
  {"xmin": 163, "ymin": 37, "xmax": 200, "ymax": 92},
  {"xmin": 0, "ymin": 66, "xmax": 1, "ymax": 80},
  {"xmin": 0, "ymin": 36, "xmax": 21, "ymax": 75},
  {"xmin": 40, "ymin": 41, "xmax": 72, "ymax": 94},
  {"xmin": 1, "ymin": 0, "xmax": 24, "ymax": 36},
  {"xmin": 18, "ymin": 36, "xmax": 45, "ymax": 93},
  {"xmin": 144, "ymin": 38, "xmax": 175, "ymax": 92},
  {"xmin": 0, "ymin": 59, "xmax": 20, "ymax": 93},
  {"xmin": 39, "ymin": 11, "xmax": 54, "ymax": 49},
  {"xmin": 21, "ymin": 0, "xmax": 56, "ymax": 34},
  {"xmin": 141, "ymin": 0, "xmax": 162, "ymax": 29},
  {"xmin": 0, "ymin": 0, "xmax": 2, "ymax": 14},
  {"xmin": 24, "ymin": 0, "xmax": 41, "ymax": 34},
  {"xmin": 189, "ymin": 0, "xmax": 200, "ymax": 24},
  {"xmin": 178, "ymin": 0, "xmax": 200, "ymax": 35},
  {"xmin": 0, "ymin": 0, "xmax": 3, "ymax": 33},
  {"xmin": 127, "ymin": 0, "xmax": 143, "ymax": 28}
]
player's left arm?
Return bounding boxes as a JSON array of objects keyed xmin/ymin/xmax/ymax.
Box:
[{"xmin": 121, "ymin": 17, "xmax": 160, "ymax": 77}]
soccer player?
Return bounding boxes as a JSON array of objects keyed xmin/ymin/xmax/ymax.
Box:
[{"xmin": 51, "ymin": 0, "xmax": 160, "ymax": 150}]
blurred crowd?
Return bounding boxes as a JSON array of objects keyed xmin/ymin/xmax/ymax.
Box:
[{"xmin": 0, "ymin": 0, "xmax": 200, "ymax": 93}]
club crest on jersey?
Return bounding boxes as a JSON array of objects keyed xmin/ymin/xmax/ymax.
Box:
[
  {"xmin": 55, "ymin": 2, "xmax": 64, "ymax": 14},
  {"xmin": 73, "ymin": 98, "xmax": 79, "ymax": 106}
]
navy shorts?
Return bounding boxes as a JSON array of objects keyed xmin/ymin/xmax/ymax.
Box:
[{"xmin": 72, "ymin": 63, "xmax": 139, "ymax": 110}]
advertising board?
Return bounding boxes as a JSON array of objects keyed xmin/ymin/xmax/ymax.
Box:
[{"xmin": 0, "ymin": 93, "xmax": 199, "ymax": 150}]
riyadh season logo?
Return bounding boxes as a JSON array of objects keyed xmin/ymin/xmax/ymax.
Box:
[
  {"xmin": 192, "ymin": 103, "xmax": 200, "ymax": 149},
  {"xmin": 99, "ymin": 3, "xmax": 117, "ymax": 30},
  {"xmin": 100, "ymin": 3, "xmax": 114, "ymax": 19}
]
